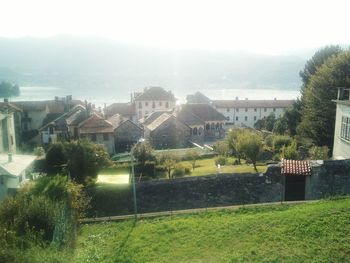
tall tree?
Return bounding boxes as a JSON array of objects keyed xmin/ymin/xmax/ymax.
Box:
[
  {"xmin": 0, "ymin": 81, "xmax": 20, "ymax": 99},
  {"xmin": 298, "ymin": 50, "xmax": 350, "ymax": 148},
  {"xmin": 239, "ymin": 132, "xmax": 263, "ymax": 172}
]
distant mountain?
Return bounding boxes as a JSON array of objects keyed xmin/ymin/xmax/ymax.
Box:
[{"xmin": 0, "ymin": 36, "xmax": 312, "ymax": 101}]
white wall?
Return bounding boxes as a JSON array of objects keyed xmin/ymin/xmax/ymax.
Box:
[
  {"xmin": 216, "ymin": 106, "xmax": 284, "ymax": 127},
  {"xmin": 85, "ymin": 133, "xmax": 115, "ymax": 155},
  {"xmin": 135, "ymin": 100, "xmax": 175, "ymax": 120},
  {"xmin": 333, "ymin": 103, "xmax": 350, "ymax": 159}
]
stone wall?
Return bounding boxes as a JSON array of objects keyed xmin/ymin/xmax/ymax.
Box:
[{"xmin": 88, "ymin": 159, "xmax": 350, "ymax": 217}]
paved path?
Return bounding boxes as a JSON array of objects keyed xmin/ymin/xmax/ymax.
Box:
[{"xmin": 80, "ymin": 200, "xmax": 318, "ymax": 224}]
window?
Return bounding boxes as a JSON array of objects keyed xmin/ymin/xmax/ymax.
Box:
[
  {"xmin": 165, "ymin": 101, "xmax": 169, "ymax": 108},
  {"xmin": 205, "ymin": 124, "xmax": 210, "ymax": 130},
  {"xmin": 145, "ymin": 101, "xmax": 148, "ymax": 106},
  {"xmin": 226, "ymin": 108, "xmax": 230, "ymax": 112},
  {"xmin": 74, "ymin": 127, "xmax": 78, "ymax": 138},
  {"xmin": 264, "ymin": 108, "xmax": 267, "ymax": 112},
  {"xmin": 211, "ymin": 123, "xmax": 215, "ymax": 130},
  {"xmin": 254, "ymin": 108, "xmax": 257, "ymax": 112},
  {"xmin": 236, "ymin": 108, "xmax": 239, "ymax": 112},
  {"xmin": 245, "ymin": 116, "xmax": 248, "ymax": 121},
  {"xmin": 49, "ymin": 126, "xmax": 54, "ymax": 134},
  {"xmin": 159, "ymin": 101, "xmax": 162, "ymax": 106},
  {"xmin": 215, "ymin": 123, "xmax": 220, "ymax": 130},
  {"xmin": 341, "ymin": 116, "xmax": 350, "ymax": 141},
  {"xmin": 245, "ymin": 108, "xmax": 248, "ymax": 112},
  {"xmin": 236, "ymin": 116, "xmax": 239, "ymax": 121},
  {"xmin": 91, "ymin": 134, "xmax": 97, "ymax": 141},
  {"xmin": 152, "ymin": 101, "xmax": 155, "ymax": 108},
  {"xmin": 226, "ymin": 116, "xmax": 230, "ymax": 121},
  {"xmin": 254, "ymin": 116, "xmax": 257, "ymax": 121},
  {"xmin": 103, "ymin": 133, "xmax": 109, "ymax": 141},
  {"xmin": 138, "ymin": 102, "xmax": 142, "ymax": 109},
  {"xmin": 193, "ymin": 127, "xmax": 198, "ymax": 135}
]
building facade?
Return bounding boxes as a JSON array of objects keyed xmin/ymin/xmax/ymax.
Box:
[
  {"xmin": 333, "ymin": 87, "xmax": 350, "ymax": 159},
  {"xmin": 212, "ymin": 99, "xmax": 294, "ymax": 127}
]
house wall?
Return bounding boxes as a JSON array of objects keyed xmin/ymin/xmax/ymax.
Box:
[
  {"xmin": 150, "ymin": 119, "xmax": 191, "ymax": 149},
  {"xmin": 84, "ymin": 133, "xmax": 115, "ymax": 155},
  {"xmin": 215, "ymin": 106, "xmax": 284, "ymax": 127},
  {"xmin": 333, "ymin": 103, "xmax": 350, "ymax": 159},
  {"xmin": 114, "ymin": 121, "xmax": 143, "ymax": 153},
  {"xmin": 0, "ymin": 113, "xmax": 16, "ymax": 153},
  {"xmin": 135, "ymin": 100, "xmax": 176, "ymax": 120}
]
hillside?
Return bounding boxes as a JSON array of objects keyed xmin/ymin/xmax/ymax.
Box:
[
  {"xmin": 0, "ymin": 36, "xmax": 306, "ymax": 101},
  {"xmin": 68, "ymin": 198, "xmax": 350, "ymax": 262}
]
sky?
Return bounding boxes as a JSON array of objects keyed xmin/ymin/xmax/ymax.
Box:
[{"xmin": 1, "ymin": 0, "xmax": 350, "ymax": 54}]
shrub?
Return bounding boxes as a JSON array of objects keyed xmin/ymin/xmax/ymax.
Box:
[
  {"xmin": 215, "ymin": 156, "xmax": 227, "ymax": 166},
  {"xmin": 184, "ymin": 149, "xmax": 200, "ymax": 170},
  {"xmin": 281, "ymin": 140, "xmax": 299, "ymax": 160},
  {"xmin": 264, "ymin": 134, "xmax": 274, "ymax": 148},
  {"xmin": 308, "ymin": 146, "xmax": 329, "ymax": 160},
  {"xmin": 172, "ymin": 163, "xmax": 186, "ymax": 177},
  {"xmin": 46, "ymin": 142, "xmax": 66, "ymax": 174},
  {"xmin": 34, "ymin": 147, "xmax": 45, "ymax": 157},
  {"xmin": 273, "ymin": 135, "xmax": 292, "ymax": 151}
]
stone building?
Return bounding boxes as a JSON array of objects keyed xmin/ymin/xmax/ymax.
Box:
[
  {"xmin": 332, "ymin": 87, "xmax": 350, "ymax": 159},
  {"xmin": 133, "ymin": 87, "xmax": 176, "ymax": 120},
  {"xmin": 176, "ymin": 104, "xmax": 226, "ymax": 143},
  {"xmin": 78, "ymin": 113, "xmax": 115, "ymax": 154},
  {"xmin": 144, "ymin": 113, "xmax": 190, "ymax": 149},
  {"xmin": 107, "ymin": 114, "xmax": 143, "ymax": 153}
]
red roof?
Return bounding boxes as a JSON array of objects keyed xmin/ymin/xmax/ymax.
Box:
[
  {"xmin": 281, "ymin": 159, "xmax": 311, "ymax": 176},
  {"xmin": 79, "ymin": 114, "xmax": 114, "ymax": 134}
]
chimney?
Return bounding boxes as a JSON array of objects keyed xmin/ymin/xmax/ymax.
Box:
[{"xmin": 8, "ymin": 153, "xmax": 12, "ymax": 163}]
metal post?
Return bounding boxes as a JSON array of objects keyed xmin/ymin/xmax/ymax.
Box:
[{"xmin": 131, "ymin": 147, "xmax": 138, "ymax": 221}]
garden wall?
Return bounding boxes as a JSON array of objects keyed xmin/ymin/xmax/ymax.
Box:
[{"xmin": 87, "ymin": 159, "xmax": 350, "ymax": 217}]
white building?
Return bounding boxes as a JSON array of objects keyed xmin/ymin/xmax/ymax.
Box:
[
  {"xmin": 212, "ymin": 98, "xmax": 294, "ymax": 127},
  {"xmin": 133, "ymin": 87, "xmax": 176, "ymax": 120},
  {"xmin": 0, "ymin": 154, "xmax": 36, "ymax": 201},
  {"xmin": 333, "ymin": 87, "xmax": 350, "ymax": 159}
]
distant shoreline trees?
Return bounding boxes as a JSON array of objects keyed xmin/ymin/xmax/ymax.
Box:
[{"xmin": 0, "ymin": 81, "xmax": 20, "ymax": 99}]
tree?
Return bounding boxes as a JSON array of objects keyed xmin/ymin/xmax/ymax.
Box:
[
  {"xmin": 0, "ymin": 81, "xmax": 20, "ymax": 99},
  {"xmin": 298, "ymin": 50, "xmax": 350, "ymax": 149},
  {"xmin": 213, "ymin": 140, "xmax": 230, "ymax": 156},
  {"xmin": 226, "ymin": 129, "xmax": 244, "ymax": 164},
  {"xmin": 45, "ymin": 140, "xmax": 111, "ymax": 185},
  {"xmin": 132, "ymin": 141, "xmax": 155, "ymax": 168},
  {"xmin": 273, "ymin": 117, "xmax": 288, "ymax": 135},
  {"xmin": 254, "ymin": 113, "xmax": 276, "ymax": 131},
  {"xmin": 184, "ymin": 149, "xmax": 200, "ymax": 170},
  {"xmin": 281, "ymin": 140, "xmax": 299, "ymax": 160},
  {"xmin": 158, "ymin": 152, "xmax": 178, "ymax": 179},
  {"xmin": 282, "ymin": 100, "xmax": 302, "ymax": 136},
  {"xmin": 239, "ymin": 132, "xmax": 263, "ymax": 171}
]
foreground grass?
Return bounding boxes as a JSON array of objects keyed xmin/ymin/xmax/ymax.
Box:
[{"xmin": 72, "ymin": 197, "xmax": 350, "ymax": 262}]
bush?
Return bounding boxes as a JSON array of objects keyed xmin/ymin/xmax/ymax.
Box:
[
  {"xmin": 46, "ymin": 142, "xmax": 66, "ymax": 174},
  {"xmin": 281, "ymin": 140, "xmax": 299, "ymax": 160},
  {"xmin": 172, "ymin": 163, "xmax": 186, "ymax": 177},
  {"xmin": 273, "ymin": 135, "xmax": 292, "ymax": 151},
  {"xmin": 309, "ymin": 146, "xmax": 329, "ymax": 160},
  {"xmin": 34, "ymin": 147, "xmax": 45, "ymax": 157},
  {"xmin": 215, "ymin": 156, "xmax": 227, "ymax": 166}
]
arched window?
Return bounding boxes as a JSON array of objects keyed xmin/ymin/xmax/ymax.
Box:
[
  {"xmin": 152, "ymin": 101, "xmax": 156, "ymax": 108},
  {"xmin": 193, "ymin": 127, "xmax": 198, "ymax": 135},
  {"xmin": 211, "ymin": 123, "xmax": 215, "ymax": 130},
  {"xmin": 165, "ymin": 101, "xmax": 169, "ymax": 108},
  {"xmin": 215, "ymin": 123, "xmax": 219, "ymax": 130},
  {"xmin": 198, "ymin": 127, "xmax": 204, "ymax": 136},
  {"xmin": 205, "ymin": 124, "xmax": 210, "ymax": 130}
]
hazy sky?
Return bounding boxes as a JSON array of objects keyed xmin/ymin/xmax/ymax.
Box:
[{"xmin": 2, "ymin": 0, "xmax": 349, "ymax": 54}]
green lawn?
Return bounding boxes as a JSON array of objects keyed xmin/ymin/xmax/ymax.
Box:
[
  {"xmin": 182, "ymin": 157, "xmax": 267, "ymax": 176},
  {"xmin": 71, "ymin": 197, "xmax": 350, "ymax": 262}
]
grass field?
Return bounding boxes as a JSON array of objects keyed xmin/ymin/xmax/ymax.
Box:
[{"xmin": 71, "ymin": 197, "xmax": 350, "ymax": 262}]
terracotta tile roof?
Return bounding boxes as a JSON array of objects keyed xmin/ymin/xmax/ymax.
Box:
[
  {"xmin": 79, "ymin": 113, "xmax": 114, "ymax": 134},
  {"xmin": 175, "ymin": 108, "xmax": 205, "ymax": 126},
  {"xmin": 134, "ymin": 87, "xmax": 176, "ymax": 101},
  {"xmin": 213, "ymin": 99, "xmax": 294, "ymax": 109},
  {"xmin": 281, "ymin": 159, "xmax": 311, "ymax": 176},
  {"xmin": 107, "ymin": 113, "xmax": 125, "ymax": 128},
  {"xmin": 143, "ymin": 111, "xmax": 173, "ymax": 126}
]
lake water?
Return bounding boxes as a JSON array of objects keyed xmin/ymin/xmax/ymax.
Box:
[{"xmin": 12, "ymin": 86, "xmax": 301, "ymax": 107}]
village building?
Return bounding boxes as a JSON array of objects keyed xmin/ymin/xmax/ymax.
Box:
[
  {"xmin": 144, "ymin": 113, "xmax": 190, "ymax": 149},
  {"xmin": 0, "ymin": 153, "xmax": 36, "ymax": 201},
  {"xmin": 78, "ymin": 113, "xmax": 115, "ymax": 154},
  {"xmin": 0, "ymin": 99, "xmax": 22, "ymax": 153},
  {"xmin": 176, "ymin": 104, "xmax": 226, "ymax": 143},
  {"xmin": 133, "ymin": 87, "xmax": 176, "ymax": 121},
  {"xmin": 107, "ymin": 114, "xmax": 143, "ymax": 153},
  {"xmin": 212, "ymin": 99, "xmax": 294, "ymax": 127},
  {"xmin": 332, "ymin": 87, "xmax": 350, "ymax": 159},
  {"xmin": 104, "ymin": 102, "xmax": 136, "ymax": 121},
  {"xmin": 39, "ymin": 104, "xmax": 88, "ymax": 146}
]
